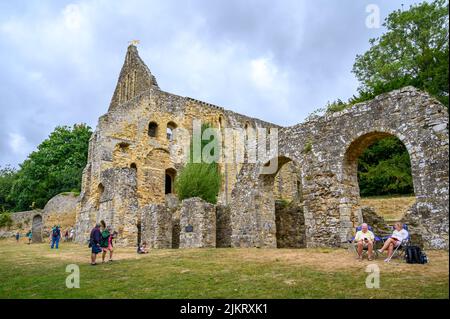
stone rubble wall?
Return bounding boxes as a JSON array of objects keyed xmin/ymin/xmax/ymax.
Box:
[
  {"xmin": 0, "ymin": 193, "xmax": 79, "ymax": 241},
  {"xmin": 230, "ymin": 87, "xmax": 449, "ymax": 249},
  {"xmin": 179, "ymin": 198, "xmax": 216, "ymax": 248},
  {"xmin": 141, "ymin": 204, "xmax": 172, "ymax": 249}
]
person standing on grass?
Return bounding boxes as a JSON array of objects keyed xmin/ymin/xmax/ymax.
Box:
[
  {"xmin": 50, "ymin": 225, "xmax": 61, "ymax": 249},
  {"xmin": 101, "ymin": 226, "xmax": 115, "ymax": 263},
  {"xmin": 27, "ymin": 230, "xmax": 32, "ymax": 244},
  {"xmin": 15, "ymin": 232, "xmax": 20, "ymax": 243},
  {"xmin": 89, "ymin": 223, "xmax": 102, "ymax": 265},
  {"xmin": 69, "ymin": 228, "xmax": 75, "ymax": 242}
]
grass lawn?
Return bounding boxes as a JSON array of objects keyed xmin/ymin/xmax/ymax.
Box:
[{"xmin": 0, "ymin": 239, "xmax": 448, "ymax": 299}]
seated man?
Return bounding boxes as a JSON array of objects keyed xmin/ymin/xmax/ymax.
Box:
[
  {"xmin": 354, "ymin": 223, "xmax": 375, "ymax": 261},
  {"xmin": 377, "ymin": 222, "xmax": 409, "ymax": 262}
]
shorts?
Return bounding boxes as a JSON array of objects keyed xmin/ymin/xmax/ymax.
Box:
[
  {"xmin": 91, "ymin": 245, "xmax": 102, "ymax": 254},
  {"xmin": 393, "ymin": 240, "xmax": 401, "ymax": 247},
  {"xmin": 102, "ymin": 245, "xmax": 113, "ymax": 252}
]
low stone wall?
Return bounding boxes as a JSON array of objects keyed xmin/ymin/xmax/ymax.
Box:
[
  {"xmin": 0, "ymin": 193, "xmax": 79, "ymax": 241},
  {"xmin": 179, "ymin": 198, "xmax": 216, "ymax": 248},
  {"xmin": 141, "ymin": 204, "xmax": 172, "ymax": 249}
]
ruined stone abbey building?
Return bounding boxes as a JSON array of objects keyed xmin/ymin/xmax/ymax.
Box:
[{"xmin": 74, "ymin": 45, "xmax": 449, "ymax": 250}]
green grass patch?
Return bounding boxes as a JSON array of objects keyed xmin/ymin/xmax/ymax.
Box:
[{"xmin": 0, "ymin": 240, "xmax": 447, "ymax": 299}]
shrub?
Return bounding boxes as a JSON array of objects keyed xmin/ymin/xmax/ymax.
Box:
[
  {"xmin": 174, "ymin": 123, "xmax": 222, "ymax": 204},
  {"xmin": 0, "ymin": 212, "xmax": 13, "ymax": 228}
]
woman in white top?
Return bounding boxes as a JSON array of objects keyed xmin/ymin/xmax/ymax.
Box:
[{"xmin": 378, "ymin": 222, "xmax": 409, "ymax": 261}]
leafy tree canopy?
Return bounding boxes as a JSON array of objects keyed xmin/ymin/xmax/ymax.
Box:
[
  {"xmin": 352, "ymin": 0, "xmax": 449, "ymax": 106},
  {"xmin": 9, "ymin": 124, "xmax": 92, "ymax": 211}
]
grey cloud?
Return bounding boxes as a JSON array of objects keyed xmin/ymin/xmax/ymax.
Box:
[{"xmin": 0, "ymin": 0, "xmax": 428, "ymax": 167}]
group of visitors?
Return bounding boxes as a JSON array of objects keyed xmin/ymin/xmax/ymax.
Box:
[
  {"xmin": 63, "ymin": 228, "xmax": 75, "ymax": 242},
  {"xmin": 354, "ymin": 222, "xmax": 409, "ymax": 262},
  {"xmin": 15, "ymin": 230, "xmax": 33, "ymax": 244},
  {"xmin": 14, "ymin": 226, "xmax": 74, "ymax": 247},
  {"xmin": 89, "ymin": 220, "xmax": 117, "ymax": 266}
]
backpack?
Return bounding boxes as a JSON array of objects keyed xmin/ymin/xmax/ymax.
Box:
[
  {"xmin": 405, "ymin": 246, "xmax": 427, "ymax": 264},
  {"xmin": 100, "ymin": 229, "xmax": 110, "ymax": 248},
  {"xmin": 52, "ymin": 228, "xmax": 60, "ymax": 237}
]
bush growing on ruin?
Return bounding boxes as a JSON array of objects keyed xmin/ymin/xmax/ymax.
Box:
[{"xmin": 175, "ymin": 123, "xmax": 222, "ymax": 204}]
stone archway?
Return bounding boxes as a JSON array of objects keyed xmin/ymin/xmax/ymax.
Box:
[
  {"xmin": 32, "ymin": 214, "xmax": 43, "ymax": 243},
  {"xmin": 339, "ymin": 131, "xmax": 416, "ymax": 242},
  {"xmin": 230, "ymin": 156, "xmax": 307, "ymax": 248}
]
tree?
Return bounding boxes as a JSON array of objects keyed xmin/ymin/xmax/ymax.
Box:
[
  {"xmin": 9, "ymin": 124, "xmax": 92, "ymax": 211},
  {"xmin": 352, "ymin": 0, "xmax": 449, "ymax": 106},
  {"xmin": 358, "ymin": 137, "xmax": 414, "ymax": 196},
  {"xmin": 0, "ymin": 166, "xmax": 17, "ymax": 212},
  {"xmin": 175, "ymin": 123, "xmax": 222, "ymax": 204}
]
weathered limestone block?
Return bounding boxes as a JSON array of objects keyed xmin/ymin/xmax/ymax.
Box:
[
  {"xmin": 179, "ymin": 198, "xmax": 216, "ymax": 248},
  {"xmin": 141, "ymin": 204, "xmax": 172, "ymax": 249}
]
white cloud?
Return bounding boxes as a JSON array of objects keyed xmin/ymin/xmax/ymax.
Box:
[
  {"xmin": 63, "ymin": 4, "xmax": 83, "ymax": 31},
  {"xmin": 8, "ymin": 133, "xmax": 32, "ymax": 156}
]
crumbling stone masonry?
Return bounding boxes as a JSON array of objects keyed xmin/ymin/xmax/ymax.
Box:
[
  {"xmin": 179, "ymin": 198, "xmax": 216, "ymax": 248},
  {"xmin": 74, "ymin": 45, "xmax": 449, "ymax": 250}
]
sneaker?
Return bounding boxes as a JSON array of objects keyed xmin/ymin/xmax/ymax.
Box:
[
  {"xmin": 368, "ymin": 256, "xmax": 374, "ymax": 261},
  {"xmin": 377, "ymin": 249, "xmax": 383, "ymax": 254},
  {"xmin": 384, "ymin": 258, "xmax": 390, "ymax": 263}
]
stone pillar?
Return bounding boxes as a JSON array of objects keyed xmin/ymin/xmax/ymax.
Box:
[
  {"xmin": 179, "ymin": 198, "xmax": 216, "ymax": 248},
  {"xmin": 141, "ymin": 204, "xmax": 172, "ymax": 249}
]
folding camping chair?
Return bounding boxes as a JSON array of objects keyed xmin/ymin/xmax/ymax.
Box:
[
  {"xmin": 347, "ymin": 225, "xmax": 381, "ymax": 259},
  {"xmin": 381, "ymin": 224, "xmax": 410, "ymax": 263}
]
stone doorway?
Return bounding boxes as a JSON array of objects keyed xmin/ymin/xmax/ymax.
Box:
[{"xmin": 32, "ymin": 214, "xmax": 43, "ymax": 243}]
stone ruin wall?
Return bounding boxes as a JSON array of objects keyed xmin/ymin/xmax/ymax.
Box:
[
  {"xmin": 73, "ymin": 45, "xmax": 449, "ymax": 250},
  {"xmin": 229, "ymin": 87, "xmax": 448, "ymax": 250}
]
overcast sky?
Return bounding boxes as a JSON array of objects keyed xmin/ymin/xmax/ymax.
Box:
[{"xmin": 0, "ymin": 0, "xmax": 428, "ymax": 167}]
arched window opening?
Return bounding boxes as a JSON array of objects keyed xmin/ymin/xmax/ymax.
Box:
[
  {"xmin": 95, "ymin": 183, "xmax": 105, "ymax": 210},
  {"xmin": 148, "ymin": 122, "xmax": 158, "ymax": 137},
  {"xmin": 166, "ymin": 122, "xmax": 177, "ymax": 141},
  {"xmin": 165, "ymin": 168, "xmax": 177, "ymax": 194},
  {"xmin": 130, "ymin": 163, "xmax": 137, "ymax": 171}
]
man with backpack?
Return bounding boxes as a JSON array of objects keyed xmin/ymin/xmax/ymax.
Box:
[
  {"xmin": 50, "ymin": 225, "xmax": 61, "ymax": 249},
  {"xmin": 89, "ymin": 223, "xmax": 102, "ymax": 265}
]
